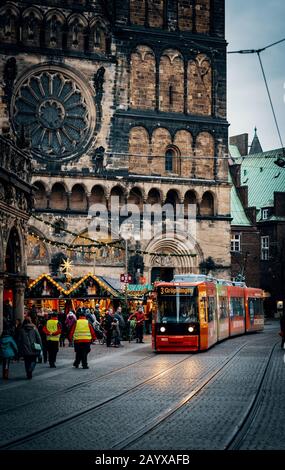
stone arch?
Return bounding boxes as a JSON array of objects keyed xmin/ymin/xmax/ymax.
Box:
[
  {"xmin": 178, "ymin": 0, "xmax": 194, "ymax": 31},
  {"xmin": 89, "ymin": 18, "xmax": 109, "ymax": 53},
  {"xmin": 22, "ymin": 7, "xmax": 43, "ymax": 46},
  {"xmin": 159, "ymin": 49, "xmax": 184, "ymax": 113},
  {"xmin": 151, "ymin": 127, "xmax": 172, "ymax": 175},
  {"xmin": 174, "ymin": 129, "xmax": 194, "ymax": 176},
  {"xmin": 188, "ymin": 54, "xmax": 212, "ymax": 116},
  {"xmin": 5, "ymin": 225, "xmax": 25, "ymax": 275},
  {"xmin": 110, "ymin": 185, "xmax": 126, "ymax": 208},
  {"xmin": 195, "ymin": 0, "xmax": 211, "ymax": 34},
  {"xmin": 130, "ymin": 45, "xmax": 156, "ymax": 110},
  {"xmin": 34, "ymin": 181, "xmax": 47, "ymax": 209},
  {"xmin": 67, "ymin": 13, "xmax": 88, "ymax": 51},
  {"xmin": 147, "ymin": 188, "xmax": 163, "ymax": 205},
  {"xmin": 165, "ymin": 188, "xmax": 181, "ymax": 205},
  {"xmin": 70, "ymin": 184, "xmax": 87, "ymax": 212},
  {"xmin": 0, "ymin": 3, "xmax": 19, "ymax": 44},
  {"xmin": 90, "ymin": 184, "xmax": 107, "ymax": 206},
  {"xmin": 200, "ymin": 190, "xmax": 215, "ymax": 216},
  {"xmin": 184, "ymin": 190, "xmax": 198, "ymax": 216},
  {"xmin": 50, "ymin": 182, "xmax": 68, "ymax": 210},
  {"xmin": 165, "ymin": 145, "xmax": 181, "ymax": 175},
  {"xmin": 44, "ymin": 9, "xmax": 65, "ymax": 49},
  {"xmin": 195, "ymin": 131, "xmax": 215, "ymax": 179},
  {"xmin": 127, "ymin": 186, "xmax": 144, "ymax": 210},
  {"xmin": 130, "ymin": 0, "xmax": 145, "ymax": 25},
  {"xmin": 144, "ymin": 233, "xmax": 203, "ymax": 280},
  {"xmin": 129, "ymin": 126, "xmax": 150, "ymax": 174}
]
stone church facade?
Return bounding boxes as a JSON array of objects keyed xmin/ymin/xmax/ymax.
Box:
[{"xmin": 0, "ymin": 0, "xmax": 231, "ymax": 284}]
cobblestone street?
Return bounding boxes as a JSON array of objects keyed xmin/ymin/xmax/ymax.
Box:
[{"xmin": 0, "ymin": 322, "xmax": 284, "ymax": 451}]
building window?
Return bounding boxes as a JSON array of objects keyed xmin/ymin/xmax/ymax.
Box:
[
  {"xmin": 165, "ymin": 148, "xmax": 174, "ymax": 172},
  {"xmin": 261, "ymin": 236, "xmax": 269, "ymax": 260},
  {"xmin": 262, "ymin": 209, "xmax": 269, "ymax": 220},
  {"xmin": 231, "ymin": 234, "xmax": 241, "ymax": 253}
]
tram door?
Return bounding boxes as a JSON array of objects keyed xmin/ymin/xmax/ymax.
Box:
[{"xmin": 151, "ymin": 268, "xmax": 174, "ymax": 283}]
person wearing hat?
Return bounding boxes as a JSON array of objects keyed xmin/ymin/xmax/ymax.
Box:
[
  {"xmin": 128, "ymin": 306, "xmax": 145, "ymax": 343},
  {"xmin": 69, "ymin": 312, "xmax": 96, "ymax": 369},
  {"xmin": 43, "ymin": 311, "xmax": 61, "ymax": 368}
]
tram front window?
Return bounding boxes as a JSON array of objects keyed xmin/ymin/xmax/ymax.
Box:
[{"xmin": 158, "ymin": 296, "xmax": 198, "ymax": 323}]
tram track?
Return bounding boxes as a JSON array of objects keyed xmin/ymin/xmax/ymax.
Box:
[
  {"xmin": 112, "ymin": 342, "xmax": 249, "ymax": 450},
  {"xmin": 0, "ymin": 352, "xmax": 195, "ymax": 449},
  {"xmin": 0, "ymin": 341, "xmax": 249, "ymax": 450},
  {"xmin": 0, "ymin": 352, "xmax": 155, "ymax": 415},
  {"xmin": 224, "ymin": 341, "xmax": 279, "ymax": 450},
  {"xmin": 115, "ymin": 337, "xmax": 278, "ymax": 451}
]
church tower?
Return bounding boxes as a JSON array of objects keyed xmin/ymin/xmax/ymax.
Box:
[{"xmin": 0, "ymin": 1, "xmax": 231, "ymax": 283}]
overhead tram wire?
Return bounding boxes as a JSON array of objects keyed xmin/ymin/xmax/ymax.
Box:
[{"xmin": 228, "ymin": 37, "xmax": 285, "ymax": 166}]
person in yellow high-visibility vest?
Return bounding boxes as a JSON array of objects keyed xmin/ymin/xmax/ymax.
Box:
[
  {"xmin": 43, "ymin": 312, "xmax": 61, "ymax": 368},
  {"xmin": 69, "ymin": 313, "xmax": 96, "ymax": 369}
]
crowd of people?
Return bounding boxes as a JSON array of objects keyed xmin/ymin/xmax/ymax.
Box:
[{"xmin": 0, "ymin": 303, "xmax": 152, "ymax": 380}]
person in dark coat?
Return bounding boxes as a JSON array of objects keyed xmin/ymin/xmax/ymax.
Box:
[
  {"xmin": 37, "ymin": 316, "xmax": 48, "ymax": 363},
  {"xmin": 18, "ymin": 318, "xmax": 42, "ymax": 379},
  {"xmin": 103, "ymin": 308, "xmax": 114, "ymax": 347},
  {"xmin": 0, "ymin": 329, "xmax": 18, "ymax": 379}
]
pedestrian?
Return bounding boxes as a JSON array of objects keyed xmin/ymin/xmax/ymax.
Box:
[
  {"xmin": 43, "ymin": 312, "xmax": 61, "ymax": 368},
  {"xmin": 37, "ymin": 316, "xmax": 48, "ymax": 363},
  {"xmin": 65, "ymin": 311, "xmax": 77, "ymax": 346},
  {"xmin": 18, "ymin": 318, "xmax": 42, "ymax": 379},
  {"xmin": 94, "ymin": 304, "xmax": 101, "ymax": 322},
  {"xmin": 69, "ymin": 312, "xmax": 96, "ymax": 369},
  {"xmin": 58, "ymin": 311, "xmax": 67, "ymax": 347},
  {"xmin": 0, "ymin": 329, "xmax": 18, "ymax": 380},
  {"xmin": 280, "ymin": 314, "xmax": 285, "ymax": 349},
  {"xmin": 103, "ymin": 308, "xmax": 115, "ymax": 347},
  {"xmin": 129, "ymin": 306, "xmax": 145, "ymax": 343},
  {"xmin": 113, "ymin": 306, "xmax": 125, "ymax": 347}
]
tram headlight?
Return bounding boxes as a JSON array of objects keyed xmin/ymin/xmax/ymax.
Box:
[
  {"xmin": 160, "ymin": 326, "xmax": 166, "ymax": 333},
  {"xmin": 188, "ymin": 326, "xmax": 194, "ymax": 333}
]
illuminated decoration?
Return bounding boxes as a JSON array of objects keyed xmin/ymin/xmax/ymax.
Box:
[
  {"xmin": 60, "ymin": 257, "xmax": 73, "ymax": 278},
  {"xmin": 26, "ymin": 273, "xmax": 122, "ymax": 299},
  {"xmin": 11, "ymin": 65, "xmax": 96, "ymax": 162}
]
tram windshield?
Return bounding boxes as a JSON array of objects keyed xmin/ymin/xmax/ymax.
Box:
[{"xmin": 157, "ymin": 286, "xmax": 198, "ymax": 323}]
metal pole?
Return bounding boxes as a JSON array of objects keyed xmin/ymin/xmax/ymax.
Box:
[{"xmin": 125, "ymin": 238, "xmax": 128, "ymax": 314}]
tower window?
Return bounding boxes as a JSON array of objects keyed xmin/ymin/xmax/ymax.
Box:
[{"xmin": 165, "ymin": 148, "xmax": 174, "ymax": 172}]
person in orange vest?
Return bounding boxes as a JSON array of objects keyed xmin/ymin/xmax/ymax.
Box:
[
  {"xmin": 43, "ymin": 312, "xmax": 61, "ymax": 368},
  {"xmin": 69, "ymin": 312, "xmax": 96, "ymax": 369}
]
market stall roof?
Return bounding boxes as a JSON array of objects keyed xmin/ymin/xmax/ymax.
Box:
[
  {"xmin": 65, "ymin": 273, "xmax": 122, "ymax": 298},
  {"xmin": 27, "ymin": 273, "xmax": 67, "ymax": 294},
  {"xmin": 26, "ymin": 273, "xmax": 122, "ymax": 298}
]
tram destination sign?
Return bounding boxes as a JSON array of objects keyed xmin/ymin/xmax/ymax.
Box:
[{"xmin": 158, "ymin": 286, "xmax": 195, "ymax": 296}]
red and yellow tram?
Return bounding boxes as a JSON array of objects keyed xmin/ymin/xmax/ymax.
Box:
[{"xmin": 152, "ymin": 275, "xmax": 264, "ymax": 352}]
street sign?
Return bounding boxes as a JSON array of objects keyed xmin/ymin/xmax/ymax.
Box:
[{"xmin": 120, "ymin": 273, "xmax": 132, "ymax": 283}]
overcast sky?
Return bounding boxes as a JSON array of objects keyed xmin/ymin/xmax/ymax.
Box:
[{"xmin": 226, "ymin": 0, "xmax": 285, "ymax": 151}]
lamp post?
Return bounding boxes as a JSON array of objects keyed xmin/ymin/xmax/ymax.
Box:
[{"xmin": 120, "ymin": 222, "xmax": 134, "ymax": 315}]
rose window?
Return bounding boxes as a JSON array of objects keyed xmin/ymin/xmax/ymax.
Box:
[{"xmin": 12, "ymin": 66, "xmax": 96, "ymax": 161}]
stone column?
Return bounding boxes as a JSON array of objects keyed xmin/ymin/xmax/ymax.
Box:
[
  {"xmin": 14, "ymin": 280, "xmax": 26, "ymax": 322},
  {"xmin": 0, "ymin": 278, "xmax": 4, "ymax": 335}
]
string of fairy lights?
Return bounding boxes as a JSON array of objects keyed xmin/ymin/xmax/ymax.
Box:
[{"xmin": 30, "ymin": 215, "xmax": 197, "ymax": 259}]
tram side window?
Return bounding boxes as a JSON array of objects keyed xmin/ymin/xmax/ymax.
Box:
[
  {"xmin": 219, "ymin": 296, "xmax": 228, "ymax": 319},
  {"xmin": 208, "ymin": 297, "xmax": 216, "ymax": 322},
  {"xmin": 230, "ymin": 297, "xmax": 245, "ymax": 317},
  {"xmin": 248, "ymin": 298, "xmax": 263, "ymax": 317}
]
